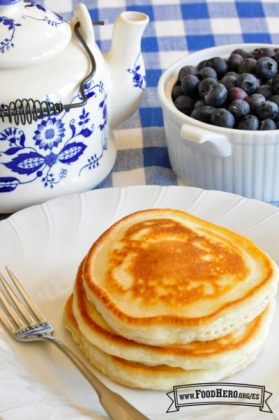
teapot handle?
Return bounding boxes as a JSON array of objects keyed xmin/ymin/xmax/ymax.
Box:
[
  {"xmin": 0, "ymin": 23, "xmax": 100, "ymax": 125},
  {"xmin": 72, "ymin": 3, "xmax": 95, "ymax": 45}
]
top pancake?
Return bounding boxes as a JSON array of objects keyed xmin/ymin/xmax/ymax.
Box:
[{"xmin": 83, "ymin": 209, "xmax": 279, "ymax": 345}]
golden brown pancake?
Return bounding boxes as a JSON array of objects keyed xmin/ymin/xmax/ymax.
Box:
[
  {"xmin": 82, "ymin": 209, "xmax": 278, "ymax": 345},
  {"xmin": 64, "ymin": 294, "xmax": 266, "ymax": 391},
  {"xmin": 73, "ymin": 260, "xmax": 275, "ymax": 369}
]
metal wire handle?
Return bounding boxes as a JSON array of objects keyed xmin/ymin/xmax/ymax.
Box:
[{"xmin": 0, "ymin": 20, "xmax": 104, "ymax": 126}]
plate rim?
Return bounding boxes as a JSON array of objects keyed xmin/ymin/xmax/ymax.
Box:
[{"xmin": 0, "ymin": 185, "xmax": 278, "ymax": 420}]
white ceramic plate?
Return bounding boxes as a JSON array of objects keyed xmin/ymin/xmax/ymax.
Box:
[{"xmin": 0, "ymin": 186, "xmax": 278, "ymax": 420}]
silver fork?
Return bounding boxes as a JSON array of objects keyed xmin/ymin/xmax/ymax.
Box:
[{"xmin": 0, "ymin": 267, "xmax": 149, "ymax": 420}]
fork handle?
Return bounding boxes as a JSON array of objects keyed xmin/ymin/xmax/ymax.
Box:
[{"xmin": 42, "ymin": 335, "xmax": 149, "ymax": 420}]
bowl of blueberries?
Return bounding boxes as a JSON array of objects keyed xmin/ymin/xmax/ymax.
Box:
[{"xmin": 158, "ymin": 43, "xmax": 279, "ymax": 201}]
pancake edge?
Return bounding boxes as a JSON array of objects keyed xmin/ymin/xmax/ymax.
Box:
[{"xmin": 64, "ymin": 296, "xmax": 265, "ymax": 391}]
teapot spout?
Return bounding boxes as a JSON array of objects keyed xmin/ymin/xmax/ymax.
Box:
[{"xmin": 105, "ymin": 12, "xmax": 149, "ymax": 129}]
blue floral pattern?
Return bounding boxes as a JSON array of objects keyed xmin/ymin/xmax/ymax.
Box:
[
  {"xmin": 23, "ymin": 1, "xmax": 64, "ymax": 27},
  {"xmin": 0, "ymin": 81, "xmax": 108, "ymax": 192},
  {"xmin": 33, "ymin": 118, "xmax": 66, "ymax": 150},
  {"xmin": 0, "ymin": 17, "xmax": 21, "ymax": 54},
  {"xmin": 127, "ymin": 53, "xmax": 145, "ymax": 90},
  {"xmin": 0, "ymin": 2, "xmax": 65, "ymax": 55},
  {"xmin": 23, "ymin": 1, "xmax": 47, "ymax": 12}
]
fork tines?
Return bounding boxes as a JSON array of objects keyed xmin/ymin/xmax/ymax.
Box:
[{"xmin": 0, "ymin": 267, "xmax": 46, "ymax": 333}]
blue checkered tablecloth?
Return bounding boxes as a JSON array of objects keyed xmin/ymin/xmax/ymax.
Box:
[{"xmin": 1, "ymin": 0, "xmax": 279, "ymax": 221}]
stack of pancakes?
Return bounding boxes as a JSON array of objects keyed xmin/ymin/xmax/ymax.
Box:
[{"xmin": 63, "ymin": 209, "xmax": 278, "ymax": 390}]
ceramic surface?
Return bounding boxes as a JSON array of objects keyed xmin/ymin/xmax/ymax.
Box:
[
  {"xmin": 0, "ymin": 1, "xmax": 149, "ymax": 212},
  {"xmin": 158, "ymin": 43, "xmax": 279, "ymax": 202},
  {"xmin": 0, "ymin": 185, "xmax": 278, "ymax": 420},
  {"xmin": 0, "ymin": 0, "xmax": 71, "ymax": 66}
]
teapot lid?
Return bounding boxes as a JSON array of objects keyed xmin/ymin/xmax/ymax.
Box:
[{"xmin": 0, "ymin": 0, "xmax": 72, "ymax": 67}]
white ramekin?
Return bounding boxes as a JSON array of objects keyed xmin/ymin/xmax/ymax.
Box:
[{"xmin": 158, "ymin": 43, "xmax": 279, "ymax": 201}]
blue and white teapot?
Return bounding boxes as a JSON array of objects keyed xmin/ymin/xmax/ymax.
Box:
[{"xmin": 0, "ymin": 0, "xmax": 148, "ymax": 212}]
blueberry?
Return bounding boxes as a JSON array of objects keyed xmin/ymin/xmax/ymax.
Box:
[
  {"xmin": 198, "ymin": 78, "xmax": 217, "ymax": 100},
  {"xmin": 174, "ymin": 95, "xmax": 194, "ymax": 115},
  {"xmin": 198, "ymin": 67, "xmax": 217, "ymax": 81},
  {"xmin": 225, "ymin": 71, "xmax": 239, "ymax": 78},
  {"xmin": 197, "ymin": 60, "xmax": 207, "ymax": 71},
  {"xmin": 246, "ymin": 94, "xmax": 266, "ymax": 114},
  {"xmin": 255, "ymin": 57, "xmax": 278, "ymax": 80},
  {"xmin": 228, "ymin": 99, "xmax": 250, "ymax": 119},
  {"xmin": 244, "ymin": 49, "xmax": 258, "ymax": 59},
  {"xmin": 194, "ymin": 100, "xmax": 206, "ymax": 109},
  {"xmin": 204, "ymin": 83, "xmax": 227, "ymax": 107},
  {"xmin": 256, "ymin": 101, "xmax": 278, "ymax": 120},
  {"xmin": 259, "ymin": 119, "xmax": 276, "ymax": 130},
  {"xmin": 232, "ymin": 48, "xmax": 247, "ymax": 58},
  {"xmin": 227, "ymin": 87, "xmax": 248, "ymax": 103},
  {"xmin": 179, "ymin": 65, "xmax": 198, "ymax": 82},
  {"xmin": 272, "ymin": 76, "xmax": 279, "ymax": 94},
  {"xmin": 274, "ymin": 52, "xmax": 279, "ymax": 66},
  {"xmin": 221, "ymin": 75, "xmax": 237, "ymax": 91},
  {"xmin": 238, "ymin": 115, "xmax": 259, "ymax": 130},
  {"xmin": 181, "ymin": 75, "xmax": 200, "ymax": 96},
  {"xmin": 191, "ymin": 106, "xmax": 216, "ymax": 124},
  {"xmin": 228, "ymin": 53, "xmax": 243, "ymax": 71},
  {"xmin": 172, "ymin": 86, "xmax": 183, "ymax": 102},
  {"xmin": 238, "ymin": 58, "xmax": 257, "ymax": 74},
  {"xmin": 268, "ymin": 95, "xmax": 279, "ymax": 107},
  {"xmin": 236, "ymin": 73, "xmax": 259, "ymax": 95},
  {"xmin": 205, "ymin": 57, "xmax": 228, "ymax": 78},
  {"xmin": 174, "ymin": 47, "xmax": 279, "ymax": 132},
  {"xmin": 211, "ymin": 108, "xmax": 235, "ymax": 128},
  {"xmin": 255, "ymin": 48, "xmax": 275, "ymax": 60},
  {"xmin": 255, "ymin": 85, "xmax": 274, "ymax": 99}
]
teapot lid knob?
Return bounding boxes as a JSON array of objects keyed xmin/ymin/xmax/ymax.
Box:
[{"xmin": 0, "ymin": 0, "xmax": 22, "ymax": 4}]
